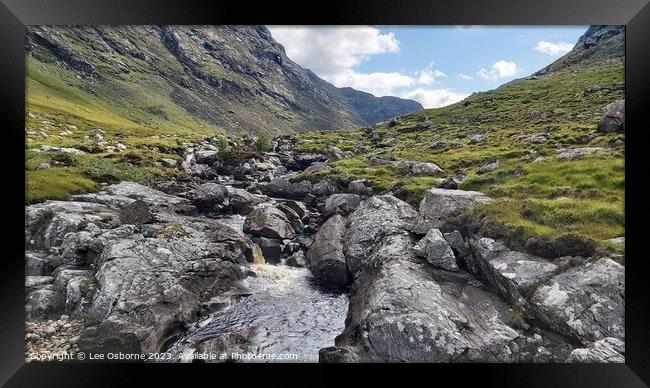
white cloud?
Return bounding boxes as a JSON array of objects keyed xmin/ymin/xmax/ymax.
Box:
[
  {"xmin": 534, "ymin": 41, "xmax": 574, "ymax": 56},
  {"xmin": 267, "ymin": 26, "xmax": 400, "ymax": 78},
  {"xmin": 329, "ymin": 70, "xmax": 416, "ymax": 96},
  {"xmin": 477, "ymin": 60, "xmax": 518, "ymax": 81},
  {"xmin": 402, "ymin": 88, "xmax": 469, "ymax": 109},
  {"xmin": 457, "ymin": 73, "xmax": 473, "ymax": 80},
  {"xmin": 417, "ymin": 62, "xmax": 446, "ymax": 85},
  {"xmin": 269, "ymin": 26, "xmax": 461, "ymax": 104}
]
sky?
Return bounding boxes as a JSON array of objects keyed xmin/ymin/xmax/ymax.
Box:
[{"xmin": 267, "ymin": 26, "xmax": 588, "ymax": 109}]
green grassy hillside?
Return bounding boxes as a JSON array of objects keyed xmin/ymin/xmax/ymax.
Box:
[{"xmin": 295, "ymin": 62, "xmax": 625, "ymax": 253}]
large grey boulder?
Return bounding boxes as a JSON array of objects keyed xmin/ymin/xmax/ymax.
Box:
[
  {"xmin": 469, "ymin": 237, "xmax": 558, "ymax": 304},
  {"xmin": 119, "ymin": 200, "xmax": 154, "ymax": 225},
  {"xmin": 529, "ymin": 258, "xmax": 624, "ymax": 345},
  {"xmin": 414, "ymin": 188, "xmax": 492, "ymax": 233},
  {"xmin": 413, "ymin": 229, "xmax": 458, "ymax": 271},
  {"xmin": 79, "ymin": 221, "xmax": 246, "ymax": 354},
  {"xmin": 192, "ymin": 183, "xmax": 228, "ymax": 212},
  {"xmin": 307, "ymin": 214, "xmax": 351, "ymax": 289},
  {"xmin": 25, "ymin": 201, "xmax": 118, "ymax": 250},
  {"xmin": 596, "ymin": 100, "xmax": 624, "ymax": 133},
  {"xmin": 344, "ymin": 195, "xmax": 418, "ymax": 276},
  {"xmin": 410, "ymin": 161, "xmax": 445, "ymax": 175},
  {"xmin": 566, "ymin": 337, "xmax": 625, "ymax": 363},
  {"xmin": 243, "ymin": 205, "xmax": 296, "ymax": 240},
  {"xmin": 225, "ymin": 186, "xmax": 265, "ymax": 215},
  {"xmin": 259, "ymin": 177, "xmax": 312, "ymax": 199},
  {"xmin": 323, "ymin": 194, "xmax": 361, "ymax": 216},
  {"xmin": 556, "ymin": 147, "xmax": 606, "ymax": 160}
]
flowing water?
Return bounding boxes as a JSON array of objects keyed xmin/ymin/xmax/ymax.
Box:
[{"xmin": 168, "ymin": 212, "xmax": 350, "ymax": 363}]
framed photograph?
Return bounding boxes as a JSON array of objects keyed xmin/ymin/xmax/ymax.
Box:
[{"xmin": 1, "ymin": 0, "xmax": 648, "ymax": 386}]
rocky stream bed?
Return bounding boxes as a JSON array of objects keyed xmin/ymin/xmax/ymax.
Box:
[{"xmin": 25, "ymin": 136, "xmax": 625, "ymax": 363}]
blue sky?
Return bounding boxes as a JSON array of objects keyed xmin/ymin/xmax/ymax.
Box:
[{"xmin": 267, "ymin": 26, "xmax": 588, "ymax": 108}]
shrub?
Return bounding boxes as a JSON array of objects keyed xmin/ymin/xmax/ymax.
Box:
[{"xmin": 255, "ymin": 134, "xmax": 273, "ymax": 153}]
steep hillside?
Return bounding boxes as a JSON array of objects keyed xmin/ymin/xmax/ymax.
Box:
[
  {"xmin": 295, "ymin": 25, "xmax": 625, "ymax": 253},
  {"xmin": 26, "ymin": 25, "xmax": 366, "ymax": 134},
  {"xmin": 338, "ymin": 87, "xmax": 423, "ymax": 125}
]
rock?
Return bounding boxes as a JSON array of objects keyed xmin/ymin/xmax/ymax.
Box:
[
  {"xmin": 26, "ymin": 288, "xmax": 62, "ymax": 321},
  {"xmin": 307, "ymin": 214, "xmax": 351, "ymax": 289},
  {"xmin": 243, "ymin": 205, "xmax": 296, "ymax": 240},
  {"xmin": 276, "ymin": 203, "xmax": 304, "ymax": 233},
  {"xmin": 79, "ymin": 221, "xmax": 246, "ymax": 354},
  {"xmin": 443, "ymin": 231, "xmax": 474, "ymax": 269},
  {"xmin": 410, "ymin": 162, "xmax": 445, "ymax": 175},
  {"xmin": 226, "ymin": 186, "xmax": 265, "ymax": 215},
  {"xmin": 469, "ymin": 237, "xmax": 558, "ymax": 304},
  {"xmin": 279, "ymin": 200, "xmax": 309, "ymax": 220},
  {"xmin": 192, "ymin": 164, "xmax": 218, "ymax": 179},
  {"xmin": 436, "ymin": 177, "xmax": 459, "ymax": 190},
  {"xmin": 195, "ymin": 150, "xmax": 219, "ymax": 165},
  {"xmin": 608, "ymin": 237, "xmax": 625, "ymax": 245},
  {"xmin": 525, "ymin": 134, "xmax": 548, "ymax": 144},
  {"xmin": 259, "ymin": 178, "xmax": 312, "ymax": 199},
  {"xmin": 583, "ymin": 84, "xmax": 602, "ymax": 94},
  {"xmin": 250, "ymin": 236, "xmax": 284, "ymax": 264},
  {"xmin": 37, "ymin": 162, "xmax": 51, "ymax": 170},
  {"xmin": 323, "ymin": 194, "xmax": 361, "ymax": 216},
  {"xmin": 118, "ymin": 200, "xmax": 154, "ymax": 225},
  {"xmin": 414, "ymin": 188, "xmax": 492, "ymax": 233},
  {"xmin": 285, "ymin": 250, "xmax": 307, "ymax": 268},
  {"xmin": 477, "ymin": 160, "xmax": 500, "ymax": 174},
  {"xmin": 468, "ymin": 134, "xmax": 487, "ymax": 144},
  {"xmin": 192, "ymin": 183, "xmax": 228, "ymax": 212},
  {"xmin": 26, "ymin": 252, "xmax": 62, "ymax": 276},
  {"xmin": 344, "ymin": 195, "xmax": 418, "ymax": 275},
  {"xmin": 566, "ymin": 337, "xmax": 624, "ymax": 363},
  {"xmin": 347, "ymin": 179, "xmax": 370, "ymax": 195},
  {"xmin": 413, "ymin": 229, "xmax": 458, "ymax": 271},
  {"xmin": 533, "ymin": 156, "xmax": 545, "ymax": 163},
  {"xmin": 101, "ymin": 182, "xmax": 189, "ymax": 209},
  {"xmin": 312, "ymin": 179, "xmax": 340, "ymax": 198},
  {"xmin": 556, "ymin": 147, "xmax": 606, "ymax": 160},
  {"xmin": 529, "ymin": 258, "xmax": 624, "ymax": 345},
  {"xmin": 192, "ymin": 327, "xmax": 255, "ymax": 363},
  {"xmin": 26, "ymin": 276, "xmax": 54, "ymax": 291},
  {"xmin": 160, "ymin": 158, "xmax": 178, "ymax": 167},
  {"xmin": 596, "ymin": 100, "xmax": 624, "ymax": 133}
]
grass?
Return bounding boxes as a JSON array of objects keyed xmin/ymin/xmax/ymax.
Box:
[{"xmin": 294, "ymin": 62, "xmax": 625, "ymax": 253}]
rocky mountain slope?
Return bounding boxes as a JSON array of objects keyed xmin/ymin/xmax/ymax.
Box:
[{"xmin": 26, "ymin": 25, "xmax": 420, "ymax": 135}]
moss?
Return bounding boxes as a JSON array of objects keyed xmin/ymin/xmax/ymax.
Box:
[{"xmin": 157, "ymin": 223, "xmax": 189, "ymax": 239}]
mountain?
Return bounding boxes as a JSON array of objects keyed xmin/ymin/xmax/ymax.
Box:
[
  {"xmin": 534, "ymin": 25, "xmax": 624, "ymax": 76},
  {"xmin": 25, "ymin": 25, "xmax": 420, "ymax": 134},
  {"xmin": 338, "ymin": 87, "xmax": 423, "ymax": 125}
]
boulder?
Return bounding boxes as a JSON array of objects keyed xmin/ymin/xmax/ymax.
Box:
[
  {"xmin": 414, "ymin": 188, "xmax": 492, "ymax": 233},
  {"xmin": 79, "ymin": 222, "xmax": 246, "ymax": 354},
  {"xmin": 323, "ymin": 194, "xmax": 361, "ymax": 216},
  {"xmin": 596, "ymin": 100, "xmax": 624, "ymax": 133},
  {"xmin": 286, "ymin": 250, "xmax": 307, "ymax": 268},
  {"xmin": 307, "ymin": 214, "xmax": 351, "ymax": 289},
  {"xmin": 119, "ymin": 200, "xmax": 154, "ymax": 225},
  {"xmin": 525, "ymin": 134, "xmax": 548, "ymax": 144},
  {"xmin": 347, "ymin": 179, "xmax": 370, "ymax": 195},
  {"xmin": 225, "ymin": 186, "xmax": 265, "ymax": 215},
  {"xmin": 344, "ymin": 196, "xmax": 418, "ymax": 275},
  {"xmin": 410, "ymin": 162, "xmax": 445, "ymax": 175},
  {"xmin": 194, "ymin": 150, "xmax": 219, "ymax": 165},
  {"xmin": 556, "ymin": 147, "xmax": 606, "ymax": 160},
  {"xmin": 468, "ymin": 237, "xmax": 558, "ymax": 304},
  {"xmin": 26, "ymin": 287, "xmax": 62, "ymax": 322},
  {"xmin": 413, "ymin": 229, "xmax": 458, "ymax": 271},
  {"xmin": 192, "ymin": 183, "xmax": 228, "ymax": 212},
  {"xmin": 443, "ymin": 231, "xmax": 474, "ymax": 271},
  {"xmin": 566, "ymin": 337, "xmax": 625, "ymax": 363},
  {"xmin": 468, "ymin": 134, "xmax": 487, "ymax": 144},
  {"xmin": 259, "ymin": 178, "xmax": 312, "ymax": 199},
  {"xmin": 477, "ymin": 160, "xmax": 500, "ymax": 174},
  {"xmin": 26, "ymin": 251, "xmax": 62, "ymax": 276},
  {"xmin": 243, "ymin": 205, "xmax": 296, "ymax": 240},
  {"xmin": 529, "ymin": 258, "xmax": 624, "ymax": 345}
]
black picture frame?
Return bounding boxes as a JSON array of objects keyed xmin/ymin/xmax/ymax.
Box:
[{"xmin": 1, "ymin": 0, "xmax": 648, "ymax": 386}]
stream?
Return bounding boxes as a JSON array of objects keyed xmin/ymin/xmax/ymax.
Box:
[{"xmin": 166, "ymin": 208, "xmax": 350, "ymax": 362}]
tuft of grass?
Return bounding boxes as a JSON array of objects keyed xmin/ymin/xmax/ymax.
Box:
[{"xmin": 27, "ymin": 168, "xmax": 97, "ymax": 203}]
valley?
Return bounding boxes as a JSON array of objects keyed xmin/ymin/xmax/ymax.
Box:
[{"xmin": 24, "ymin": 25, "xmax": 625, "ymax": 363}]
